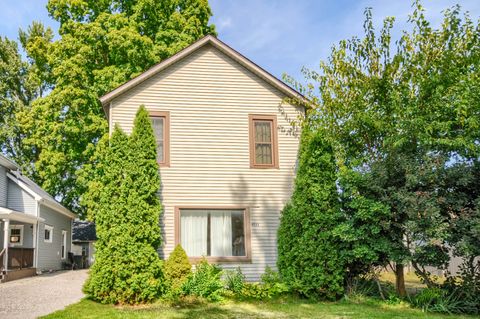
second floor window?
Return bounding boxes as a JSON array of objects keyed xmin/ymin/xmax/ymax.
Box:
[
  {"xmin": 150, "ymin": 111, "xmax": 170, "ymax": 166},
  {"xmin": 249, "ymin": 114, "xmax": 278, "ymax": 168}
]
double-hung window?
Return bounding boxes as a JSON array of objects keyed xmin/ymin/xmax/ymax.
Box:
[
  {"xmin": 176, "ymin": 208, "xmax": 251, "ymax": 262},
  {"xmin": 150, "ymin": 111, "xmax": 170, "ymax": 166},
  {"xmin": 44, "ymin": 225, "xmax": 53, "ymax": 243},
  {"xmin": 9, "ymin": 225, "xmax": 24, "ymax": 246},
  {"xmin": 249, "ymin": 115, "xmax": 278, "ymax": 168}
]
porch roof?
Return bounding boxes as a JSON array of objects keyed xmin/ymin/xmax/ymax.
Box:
[{"xmin": 0, "ymin": 207, "xmax": 45, "ymax": 224}]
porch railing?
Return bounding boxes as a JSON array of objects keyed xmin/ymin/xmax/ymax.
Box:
[{"xmin": 7, "ymin": 248, "xmax": 34, "ymax": 269}]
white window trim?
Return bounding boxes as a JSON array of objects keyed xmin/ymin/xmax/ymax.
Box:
[
  {"xmin": 8, "ymin": 225, "xmax": 24, "ymax": 246},
  {"xmin": 44, "ymin": 225, "xmax": 54, "ymax": 243},
  {"xmin": 61, "ymin": 230, "xmax": 67, "ymax": 259}
]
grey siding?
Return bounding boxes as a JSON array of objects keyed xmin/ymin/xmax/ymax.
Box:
[
  {"xmin": 0, "ymin": 166, "xmax": 7, "ymax": 207},
  {"xmin": 37, "ymin": 204, "xmax": 73, "ymax": 271},
  {"xmin": 7, "ymin": 180, "xmax": 37, "ymax": 215}
]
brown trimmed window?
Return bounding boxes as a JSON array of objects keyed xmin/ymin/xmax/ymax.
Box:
[
  {"xmin": 176, "ymin": 208, "xmax": 251, "ymax": 262},
  {"xmin": 150, "ymin": 111, "xmax": 170, "ymax": 166},
  {"xmin": 249, "ymin": 114, "xmax": 278, "ymax": 168}
]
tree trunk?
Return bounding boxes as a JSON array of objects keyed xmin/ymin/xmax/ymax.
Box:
[{"xmin": 395, "ymin": 263, "xmax": 407, "ymax": 297}]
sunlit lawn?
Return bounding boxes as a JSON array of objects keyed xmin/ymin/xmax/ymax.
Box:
[{"xmin": 42, "ymin": 295, "xmax": 478, "ymax": 319}]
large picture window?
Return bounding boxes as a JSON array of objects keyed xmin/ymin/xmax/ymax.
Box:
[
  {"xmin": 249, "ymin": 114, "xmax": 278, "ymax": 168},
  {"xmin": 176, "ymin": 208, "xmax": 251, "ymax": 262},
  {"xmin": 150, "ymin": 111, "xmax": 170, "ymax": 166}
]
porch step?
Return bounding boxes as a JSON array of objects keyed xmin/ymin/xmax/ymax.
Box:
[{"xmin": 0, "ymin": 268, "xmax": 36, "ymax": 283}]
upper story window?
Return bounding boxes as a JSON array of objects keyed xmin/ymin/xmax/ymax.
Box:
[
  {"xmin": 150, "ymin": 111, "xmax": 170, "ymax": 166},
  {"xmin": 249, "ymin": 114, "xmax": 279, "ymax": 168}
]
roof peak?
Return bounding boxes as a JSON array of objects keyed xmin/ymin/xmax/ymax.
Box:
[{"xmin": 99, "ymin": 35, "xmax": 305, "ymax": 110}]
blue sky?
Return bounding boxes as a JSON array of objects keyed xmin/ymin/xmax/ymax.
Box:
[{"xmin": 1, "ymin": 0, "xmax": 479, "ymax": 81}]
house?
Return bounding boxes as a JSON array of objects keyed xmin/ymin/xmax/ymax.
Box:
[
  {"xmin": 0, "ymin": 154, "xmax": 76, "ymax": 282},
  {"xmin": 72, "ymin": 220, "xmax": 96, "ymax": 268},
  {"xmin": 100, "ymin": 35, "xmax": 305, "ymax": 281}
]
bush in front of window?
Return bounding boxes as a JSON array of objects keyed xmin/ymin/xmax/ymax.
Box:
[
  {"xmin": 232, "ymin": 267, "xmax": 288, "ymax": 300},
  {"xmin": 83, "ymin": 106, "xmax": 164, "ymax": 304},
  {"xmin": 164, "ymin": 245, "xmax": 192, "ymax": 296},
  {"xmin": 181, "ymin": 258, "xmax": 224, "ymax": 302},
  {"xmin": 223, "ymin": 267, "xmax": 245, "ymax": 295}
]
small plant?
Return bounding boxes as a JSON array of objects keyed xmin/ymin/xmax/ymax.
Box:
[
  {"xmin": 239, "ymin": 267, "xmax": 288, "ymax": 300},
  {"xmin": 163, "ymin": 245, "xmax": 192, "ymax": 296},
  {"xmin": 182, "ymin": 259, "xmax": 224, "ymax": 301},
  {"xmin": 224, "ymin": 267, "xmax": 245, "ymax": 294}
]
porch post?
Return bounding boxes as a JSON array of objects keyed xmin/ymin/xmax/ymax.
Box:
[
  {"xmin": 3, "ymin": 219, "xmax": 9, "ymax": 271},
  {"xmin": 32, "ymin": 223, "xmax": 37, "ymax": 268}
]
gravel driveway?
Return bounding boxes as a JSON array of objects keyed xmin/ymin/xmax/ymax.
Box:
[{"xmin": 0, "ymin": 269, "xmax": 88, "ymax": 319}]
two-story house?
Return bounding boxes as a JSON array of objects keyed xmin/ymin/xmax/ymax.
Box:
[
  {"xmin": 0, "ymin": 154, "xmax": 76, "ymax": 282},
  {"xmin": 100, "ymin": 35, "xmax": 305, "ymax": 280}
]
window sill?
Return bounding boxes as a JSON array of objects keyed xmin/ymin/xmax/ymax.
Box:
[{"xmin": 188, "ymin": 256, "xmax": 251, "ymax": 264}]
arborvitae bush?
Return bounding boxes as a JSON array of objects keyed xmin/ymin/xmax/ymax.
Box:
[
  {"xmin": 164, "ymin": 245, "xmax": 192, "ymax": 294},
  {"xmin": 277, "ymin": 128, "xmax": 345, "ymax": 300},
  {"xmin": 84, "ymin": 106, "xmax": 164, "ymax": 304}
]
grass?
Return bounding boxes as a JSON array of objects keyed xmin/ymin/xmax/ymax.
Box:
[{"xmin": 41, "ymin": 295, "xmax": 478, "ymax": 319}]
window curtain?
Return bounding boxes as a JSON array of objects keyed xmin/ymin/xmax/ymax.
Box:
[
  {"xmin": 210, "ymin": 211, "xmax": 233, "ymax": 256},
  {"xmin": 181, "ymin": 211, "xmax": 208, "ymax": 256}
]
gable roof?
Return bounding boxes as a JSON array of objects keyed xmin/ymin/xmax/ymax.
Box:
[
  {"xmin": 7, "ymin": 170, "xmax": 76, "ymax": 219},
  {"xmin": 72, "ymin": 221, "xmax": 97, "ymax": 241},
  {"xmin": 99, "ymin": 35, "xmax": 306, "ymax": 111}
]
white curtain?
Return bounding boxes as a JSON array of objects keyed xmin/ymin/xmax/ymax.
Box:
[
  {"xmin": 181, "ymin": 211, "xmax": 208, "ymax": 256},
  {"xmin": 210, "ymin": 211, "xmax": 232, "ymax": 256}
]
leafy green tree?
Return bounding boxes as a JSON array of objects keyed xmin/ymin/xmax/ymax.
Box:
[
  {"xmin": 84, "ymin": 107, "xmax": 164, "ymax": 304},
  {"xmin": 2, "ymin": 0, "xmax": 216, "ymax": 216},
  {"xmin": 286, "ymin": 1, "xmax": 480, "ymax": 295},
  {"xmin": 0, "ymin": 22, "xmax": 53, "ymax": 167}
]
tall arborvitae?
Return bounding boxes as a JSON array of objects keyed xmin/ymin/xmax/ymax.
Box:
[
  {"xmin": 277, "ymin": 128, "xmax": 344, "ymax": 299},
  {"xmin": 84, "ymin": 107, "xmax": 164, "ymax": 304}
]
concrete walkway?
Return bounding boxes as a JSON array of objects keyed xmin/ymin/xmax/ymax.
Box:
[{"xmin": 0, "ymin": 269, "xmax": 88, "ymax": 319}]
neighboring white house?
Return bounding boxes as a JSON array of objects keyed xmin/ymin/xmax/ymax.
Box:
[
  {"xmin": 0, "ymin": 154, "xmax": 76, "ymax": 282},
  {"xmin": 100, "ymin": 35, "xmax": 305, "ymax": 280}
]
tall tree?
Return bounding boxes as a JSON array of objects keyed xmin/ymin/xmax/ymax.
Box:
[
  {"xmin": 0, "ymin": 22, "xmax": 53, "ymax": 169},
  {"xmin": 286, "ymin": 1, "xmax": 480, "ymax": 295},
  {"xmin": 277, "ymin": 128, "xmax": 344, "ymax": 299},
  {"xmin": 3, "ymin": 0, "xmax": 215, "ymax": 215},
  {"xmin": 84, "ymin": 107, "xmax": 164, "ymax": 304}
]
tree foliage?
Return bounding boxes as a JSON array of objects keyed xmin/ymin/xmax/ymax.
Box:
[
  {"xmin": 83, "ymin": 106, "xmax": 163, "ymax": 304},
  {"xmin": 0, "ymin": 0, "xmax": 215, "ymax": 216},
  {"xmin": 163, "ymin": 244, "xmax": 192, "ymax": 294},
  {"xmin": 285, "ymin": 0, "xmax": 480, "ymax": 296},
  {"xmin": 277, "ymin": 128, "xmax": 344, "ymax": 299}
]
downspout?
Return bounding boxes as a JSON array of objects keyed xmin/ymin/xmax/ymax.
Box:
[{"xmin": 35, "ymin": 201, "xmax": 40, "ymax": 271}]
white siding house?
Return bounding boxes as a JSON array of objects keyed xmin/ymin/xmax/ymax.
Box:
[{"xmin": 101, "ymin": 35, "xmax": 305, "ymax": 280}]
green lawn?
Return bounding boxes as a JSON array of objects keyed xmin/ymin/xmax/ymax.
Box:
[{"xmin": 42, "ymin": 296, "xmax": 478, "ymax": 319}]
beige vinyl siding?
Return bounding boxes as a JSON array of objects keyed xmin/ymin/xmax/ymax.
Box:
[{"xmin": 110, "ymin": 44, "xmax": 303, "ymax": 281}]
